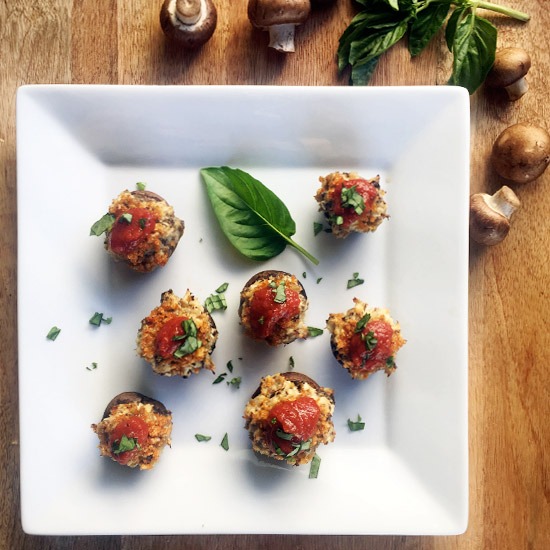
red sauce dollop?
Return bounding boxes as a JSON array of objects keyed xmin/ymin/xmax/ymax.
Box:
[
  {"xmin": 109, "ymin": 207, "xmax": 156, "ymax": 255},
  {"xmin": 249, "ymin": 284, "xmax": 301, "ymax": 340},
  {"xmin": 349, "ymin": 318, "xmax": 394, "ymax": 373},
  {"xmin": 155, "ymin": 316, "xmax": 187, "ymax": 358},
  {"xmin": 332, "ymin": 178, "xmax": 378, "ymax": 227},
  {"xmin": 268, "ymin": 397, "xmax": 320, "ymax": 455},
  {"xmin": 109, "ymin": 416, "xmax": 149, "ymax": 465}
]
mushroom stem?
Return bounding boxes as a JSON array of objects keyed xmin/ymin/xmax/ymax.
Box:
[
  {"xmin": 176, "ymin": 0, "xmax": 202, "ymax": 25},
  {"xmin": 469, "ymin": 186, "xmax": 521, "ymax": 246},
  {"xmin": 268, "ymin": 24, "xmax": 296, "ymax": 52},
  {"xmin": 504, "ymin": 77, "xmax": 529, "ymax": 101}
]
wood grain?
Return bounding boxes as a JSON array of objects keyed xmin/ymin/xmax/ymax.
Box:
[{"xmin": 1, "ymin": 0, "xmax": 549, "ymax": 548}]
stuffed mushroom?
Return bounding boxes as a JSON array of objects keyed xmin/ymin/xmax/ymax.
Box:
[
  {"xmin": 137, "ymin": 289, "xmax": 218, "ymax": 377},
  {"xmin": 244, "ymin": 372, "xmax": 335, "ymax": 466},
  {"xmin": 239, "ymin": 270, "xmax": 308, "ymax": 346},
  {"xmin": 327, "ymin": 298, "xmax": 406, "ymax": 380},
  {"xmin": 315, "ymin": 172, "xmax": 388, "ymax": 238},
  {"xmin": 90, "ymin": 189, "xmax": 184, "ymax": 272},
  {"xmin": 91, "ymin": 392, "xmax": 172, "ymax": 470}
]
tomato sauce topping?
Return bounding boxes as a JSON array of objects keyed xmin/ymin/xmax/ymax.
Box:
[
  {"xmin": 109, "ymin": 207, "xmax": 156, "ymax": 255},
  {"xmin": 349, "ymin": 318, "xmax": 394, "ymax": 372},
  {"xmin": 109, "ymin": 416, "xmax": 149, "ymax": 465},
  {"xmin": 248, "ymin": 283, "xmax": 301, "ymax": 340},
  {"xmin": 332, "ymin": 178, "xmax": 378, "ymax": 227},
  {"xmin": 155, "ymin": 316, "xmax": 187, "ymax": 358},
  {"xmin": 267, "ymin": 397, "xmax": 320, "ymax": 455}
]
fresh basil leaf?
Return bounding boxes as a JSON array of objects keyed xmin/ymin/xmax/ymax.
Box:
[
  {"xmin": 201, "ymin": 167, "xmax": 318, "ymax": 265},
  {"xmin": 89, "ymin": 213, "xmax": 115, "ymax": 236},
  {"xmin": 220, "ymin": 433, "xmax": 229, "ymax": 451},
  {"xmin": 445, "ymin": 6, "xmax": 466, "ymax": 52},
  {"xmin": 448, "ymin": 13, "xmax": 497, "ymax": 94},
  {"xmin": 408, "ymin": 1, "xmax": 451, "ymax": 56},
  {"xmin": 383, "ymin": 0, "xmax": 400, "ymax": 10},
  {"xmin": 349, "ymin": 20, "xmax": 409, "ymax": 66},
  {"xmin": 195, "ymin": 434, "xmax": 211, "ymax": 442},
  {"xmin": 351, "ymin": 57, "xmax": 381, "ymax": 85}
]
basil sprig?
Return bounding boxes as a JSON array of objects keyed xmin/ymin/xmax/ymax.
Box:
[
  {"xmin": 201, "ymin": 167, "xmax": 319, "ymax": 265},
  {"xmin": 337, "ymin": 0, "xmax": 529, "ymax": 94}
]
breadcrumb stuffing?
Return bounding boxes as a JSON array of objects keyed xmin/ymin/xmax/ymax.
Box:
[
  {"xmin": 137, "ymin": 289, "xmax": 218, "ymax": 377},
  {"xmin": 327, "ymin": 298, "xmax": 405, "ymax": 380},
  {"xmin": 244, "ymin": 373, "xmax": 335, "ymax": 465}
]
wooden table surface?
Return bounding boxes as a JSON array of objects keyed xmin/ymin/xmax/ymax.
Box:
[{"xmin": 1, "ymin": 1, "xmax": 548, "ymax": 548}]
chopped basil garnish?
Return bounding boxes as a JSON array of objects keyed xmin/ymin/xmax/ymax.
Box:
[
  {"xmin": 220, "ymin": 433, "xmax": 229, "ymax": 451},
  {"xmin": 138, "ymin": 218, "xmax": 147, "ymax": 229},
  {"xmin": 227, "ymin": 376, "xmax": 242, "ymax": 389},
  {"xmin": 309, "ymin": 454, "xmax": 321, "ymax": 479},
  {"xmin": 86, "ymin": 362, "xmax": 98, "ymax": 371},
  {"xmin": 362, "ymin": 331, "xmax": 378, "ymax": 351},
  {"xmin": 174, "ymin": 336, "xmax": 202, "ymax": 357},
  {"xmin": 354, "ymin": 313, "xmax": 371, "ymax": 332},
  {"xmin": 216, "ymin": 282, "xmax": 229, "ymax": 293},
  {"xmin": 119, "ymin": 212, "xmax": 133, "ymax": 224},
  {"xmin": 313, "ymin": 221, "xmax": 324, "ymax": 236},
  {"xmin": 347, "ymin": 272, "xmax": 364, "ymax": 289},
  {"xmin": 46, "ymin": 326, "xmax": 61, "ymax": 341},
  {"xmin": 386, "ymin": 356, "xmax": 396, "ymax": 369},
  {"xmin": 136, "ymin": 182, "xmax": 147, "ymax": 191},
  {"xmin": 112, "ymin": 434, "xmax": 139, "ymax": 455},
  {"xmin": 288, "ymin": 356, "xmax": 295, "ymax": 370},
  {"xmin": 347, "ymin": 414, "xmax": 365, "ymax": 431},
  {"xmin": 334, "ymin": 215, "xmax": 344, "ymax": 226},
  {"xmin": 227, "ymin": 360, "xmax": 234, "ymax": 373},
  {"xmin": 275, "ymin": 428, "xmax": 294, "ymax": 441},
  {"xmin": 213, "ymin": 372, "xmax": 227, "ymax": 384},
  {"xmin": 195, "ymin": 434, "xmax": 211, "ymax": 442},
  {"xmin": 89, "ymin": 312, "xmax": 112, "ymax": 327},
  {"xmin": 273, "ymin": 281, "xmax": 287, "ymax": 303},
  {"xmin": 307, "ymin": 326, "xmax": 324, "ymax": 338},
  {"xmin": 302, "ymin": 272, "xmax": 307, "ymax": 278},
  {"xmin": 316, "ymin": 277, "xmax": 323, "ymax": 284},
  {"xmin": 341, "ymin": 185, "xmax": 365, "ymax": 215},
  {"xmin": 89, "ymin": 213, "xmax": 115, "ymax": 236},
  {"xmin": 205, "ymin": 293, "xmax": 227, "ymax": 313},
  {"xmin": 173, "ymin": 320, "xmax": 202, "ymax": 357}
]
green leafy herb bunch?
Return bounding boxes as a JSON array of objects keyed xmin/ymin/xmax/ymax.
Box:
[{"xmin": 338, "ymin": 0, "xmax": 530, "ymax": 94}]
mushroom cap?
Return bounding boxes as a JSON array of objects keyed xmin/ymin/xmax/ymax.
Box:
[
  {"xmin": 248, "ymin": 0, "xmax": 311, "ymax": 28},
  {"xmin": 486, "ymin": 47, "xmax": 531, "ymax": 88},
  {"xmin": 491, "ymin": 123, "xmax": 550, "ymax": 184},
  {"xmin": 160, "ymin": 0, "xmax": 217, "ymax": 49},
  {"xmin": 469, "ymin": 186, "xmax": 521, "ymax": 246}
]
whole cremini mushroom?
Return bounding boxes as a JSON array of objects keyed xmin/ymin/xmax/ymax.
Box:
[
  {"xmin": 491, "ymin": 123, "xmax": 550, "ymax": 184},
  {"xmin": 248, "ymin": 0, "xmax": 311, "ymax": 53},
  {"xmin": 469, "ymin": 186, "xmax": 521, "ymax": 245},
  {"xmin": 160, "ymin": 0, "xmax": 217, "ymax": 48},
  {"xmin": 486, "ymin": 47, "xmax": 531, "ymax": 100}
]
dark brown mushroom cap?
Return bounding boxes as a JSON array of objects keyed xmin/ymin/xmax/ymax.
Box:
[
  {"xmin": 101, "ymin": 391, "xmax": 171, "ymax": 420},
  {"xmin": 486, "ymin": 47, "xmax": 531, "ymax": 88},
  {"xmin": 247, "ymin": 0, "xmax": 311, "ymax": 27},
  {"xmin": 160, "ymin": 0, "xmax": 217, "ymax": 49},
  {"xmin": 491, "ymin": 123, "xmax": 550, "ymax": 184}
]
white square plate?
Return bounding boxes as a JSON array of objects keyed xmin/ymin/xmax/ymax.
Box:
[{"xmin": 17, "ymin": 85, "xmax": 469, "ymax": 535}]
